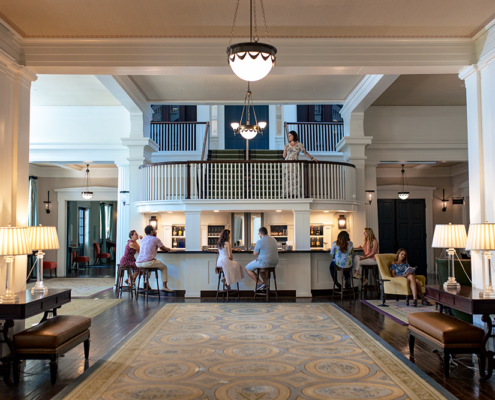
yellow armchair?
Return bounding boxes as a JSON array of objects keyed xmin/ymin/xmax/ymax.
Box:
[{"xmin": 375, "ymin": 254, "xmax": 426, "ymax": 305}]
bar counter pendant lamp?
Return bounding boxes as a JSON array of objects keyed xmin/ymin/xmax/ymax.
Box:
[
  {"xmin": 465, "ymin": 222, "xmax": 495, "ymax": 298},
  {"xmin": 432, "ymin": 223, "xmax": 467, "ymax": 291},
  {"xmin": 338, "ymin": 215, "xmax": 347, "ymax": 230},
  {"xmin": 0, "ymin": 226, "xmax": 32, "ymax": 303},
  {"xmin": 398, "ymin": 164, "xmax": 409, "ymax": 200},
  {"xmin": 227, "ymin": 0, "xmax": 277, "ymax": 82},
  {"xmin": 27, "ymin": 225, "xmax": 60, "ymax": 294},
  {"xmin": 81, "ymin": 164, "xmax": 93, "ymax": 199},
  {"xmin": 149, "ymin": 216, "xmax": 158, "ymax": 230}
]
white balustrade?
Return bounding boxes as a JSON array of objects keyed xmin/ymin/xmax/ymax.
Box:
[
  {"xmin": 139, "ymin": 161, "xmax": 356, "ymax": 202},
  {"xmin": 285, "ymin": 122, "xmax": 344, "ymax": 152},
  {"xmin": 150, "ymin": 122, "xmax": 209, "ymax": 152}
]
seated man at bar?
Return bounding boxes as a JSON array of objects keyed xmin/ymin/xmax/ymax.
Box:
[
  {"xmin": 245, "ymin": 227, "xmax": 279, "ymax": 290},
  {"xmin": 135, "ymin": 225, "xmax": 174, "ymax": 292}
]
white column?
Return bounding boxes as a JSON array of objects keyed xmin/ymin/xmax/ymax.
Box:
[
  {"xmin": 185, "ymin": 211, "xmax": 202, "ymax": 251},
  {"xmin": 0, "ymin": 52, "xmax": 36, "ymax": 295},
  {"xmin": 460, "ymin": 61, "xmax": 495, "ymax": 289},
  {"xmin": 365, "ymin": 161, "xmax": 379, "ymax": 235},
  {"xmin": 293, "ymin": 210, "xmax": 311, "ymax": 250},
  {"xmin": 116, "ymin": 162, "xmax": 130, "ymax": 262}
]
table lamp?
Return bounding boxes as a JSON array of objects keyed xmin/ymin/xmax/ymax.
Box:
[
  {"xmin": 0, "ymin": 226, "xmax": 32, "ymax": 303},
  {"xmin": 432, "ymin": 223, "xmax": 467, "ymax": 290},
  {"xmin": 465, "ymin": 222, "xmax": 495, "ymax": 298},
  {"xmin": 27, "ymin": 225, "xmax": 60, "ymax": 294}
]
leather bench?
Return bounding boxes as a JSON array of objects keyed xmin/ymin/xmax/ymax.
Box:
[
  {"xmin": 13, "ymin": 315, "xmax": 91, "ymax": 384},
  {"xmin": 408, "ymin": 312, "xmax": 485, "ymax": 378}
]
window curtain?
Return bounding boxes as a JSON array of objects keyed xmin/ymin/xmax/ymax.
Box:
[
  {"xmin": 28, "ymin": 177, "xmax": 38, "ymax": 227},
  {"xmin": 100, "ymin": 203, "xmax": 107, "ymax": 254},
  {"xmin": 107, "ymin": 204, "xmax": 114, "ymax": 241}
]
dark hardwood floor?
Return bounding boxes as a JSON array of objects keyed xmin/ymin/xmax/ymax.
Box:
[{"xmin": 4, "ymin": 271, "xmax": 495, "ymax": 399}]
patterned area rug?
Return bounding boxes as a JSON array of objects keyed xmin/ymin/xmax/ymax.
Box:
[
  {"xmin": 27, "ymin": 278, "xmax": 115, "ymax": 297},
  {"xmin": 25, "ymin": 298, "xmax": 124, "ymax": 328},
  {"xmin": 60, "ymin": 303, "xmax": 453, "ymax": 400},
  {"xmin": 362, "ymin": 299, "xmax": 438, "ymax": 326}
]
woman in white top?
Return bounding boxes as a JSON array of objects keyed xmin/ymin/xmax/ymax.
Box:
[{"xmin": 217, "ymin": 229, "xmax": 245, "ymax": 287}]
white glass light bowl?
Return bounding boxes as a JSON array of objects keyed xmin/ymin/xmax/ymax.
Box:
[
  {"xmin": 240, "ymin": 127, "xmax": 258, "ymax": 140},
  {"xmin": 398, "ymin": 192, "xmax": 410, "ymax": 200},
  {"xmin": 81, "ymin": 191, "xmax": 93, "ymax": 200},
  {"xmin": 227, "ymin": 43, "xmax": 277, "ymax": 82}
]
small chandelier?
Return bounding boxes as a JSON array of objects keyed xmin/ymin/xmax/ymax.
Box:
[
  {"xmin": 231, "ymin": 82, "xmax": 266, "ymax": 140},
  {"xmin": 81, "ymin": 164, "xmax": 93, "ymax": 199},
  {"xmin": 398, "ymin": 164, "xmax": 409, "ymax": 200},
  {"xmin": 226, "ymin": 0, "xmax": 277, "ymax": 82}
]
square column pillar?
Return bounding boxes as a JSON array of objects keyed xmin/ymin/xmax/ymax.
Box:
[
  {"xmin": 365, "ymin": 161, "xmax": 379, "ymax": 236},
  {"xmin": 185, "ymin": 211, "xmax": 202, "ymax": 251},
  {"xmin": 294, "ymin": 210, "xmax": 311, "ymax": 250},
  {"xmin": 116, "ymin": 162, "xmax": 130, "ymax": 261}
]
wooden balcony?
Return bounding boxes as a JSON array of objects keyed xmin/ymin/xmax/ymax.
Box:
[{"xmin": 139, "ymin": 160, "xmax": 356, "ymax": 203}]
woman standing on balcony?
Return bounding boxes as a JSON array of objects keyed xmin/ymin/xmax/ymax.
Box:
[
  {"xmin": 283, "ymin": 131, "xmax": 318, "ymax": 197},
  {"xmin": 217, "ymin": 229, "xmax": 245, "ymax": 287}
]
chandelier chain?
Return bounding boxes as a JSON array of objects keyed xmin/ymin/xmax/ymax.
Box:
[
  {"xmin": 229, "ymin": 0, "xmax": 241, "ymax": 47},
  {"xmin": 253, "ymin": 0, "xmax": 258, "ymax": 41},
  {"xmin": 259, "ymin": 0, "xmax": 270, "ymax": 44}
]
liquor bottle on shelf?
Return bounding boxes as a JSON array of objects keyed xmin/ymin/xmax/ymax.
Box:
[
  {"xmin": 172, "ymin": 238, "xmax": 177, "ymax": 248},
  {"xmin": 316, "ymin": 237, "xmax": 320, "ymax": 247},
  {"xmin": 178, "ymin": 227, "xmax": 182, "ymax": 236},
  {"xmin": 310, "ymin": 225, "xmax": 314, "ymax": 235},
  {"xmin": 172, "ymin": 227, "xmax": 177, "ymax": 236}
]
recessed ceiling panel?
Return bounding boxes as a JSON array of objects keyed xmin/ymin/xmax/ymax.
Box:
[
  {"xmin": 131, "ymin": 74, "xmax": 361, "ymax": 103},
  {"xmin": 0, "ymin": 0, "xmax": 493, "ymax": 38}
]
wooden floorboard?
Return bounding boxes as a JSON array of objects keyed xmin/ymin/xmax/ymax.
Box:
[{"xmin": 4, "ymin": 270, "xmax": 495, "ymax": 399}]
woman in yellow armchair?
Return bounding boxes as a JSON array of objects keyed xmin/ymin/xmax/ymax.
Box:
[{"xmin": 390, "ymin": 249, "xmax": 430, "ymax": 307}]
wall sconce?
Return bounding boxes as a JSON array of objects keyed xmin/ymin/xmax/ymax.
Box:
[
  {"xmin": 149, "ymin": 216, "xmax": 158, "ymax": 230},
  {"xmin": 120, "ymin": 190, "xmax": 129, "ymax": 206},
  {"xmin": 44, "ymin": 191, "xmax": 51, "ymax": 214},
  {"xmin": 365, "ymin": 190, "xmax": 375, "ymax": 205},
  {"xmin": 338, "ymin": 215, "xmax": 347, "ymax": 230},
  {"xmin": 441, "ymin": 189, "xmax": 448, "ymax": 212}
]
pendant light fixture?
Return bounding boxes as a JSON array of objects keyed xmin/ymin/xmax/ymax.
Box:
[
  {"xmin": 227, "ymin": 0, "xmax": 277, "ymax": 82},
  {"xmin": 231, "ymin": 82, "xmax": 267, "ymax": 140},
  {"xmin": 398, "ymin": 164, "xmax": 409, "ymax": 200},
  {"xmin": 81, "ymin": 164, "xmax": 93, "ymax": 200}
]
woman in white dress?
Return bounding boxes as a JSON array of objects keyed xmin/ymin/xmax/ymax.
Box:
[
  {"xmin": 283, "ymin": 131, "xmax": 318, "ymax": 197},
  {"xmin": 217, "ymin": 229, "xmax": 245, "ymax": 287}
]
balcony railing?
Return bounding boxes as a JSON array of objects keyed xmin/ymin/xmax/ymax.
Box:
[
  {"xmin": 284, "ymin": 122, "xmax": 344, "ymax": 152},
  {"xmin": 139, "ymin": 160, "xmax": 356, "ymax": 202},
  {"xmin": 150, "ymin": 122, "xmax": 209, "ymax": 156}
]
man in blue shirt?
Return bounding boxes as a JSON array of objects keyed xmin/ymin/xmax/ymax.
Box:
[{"xmin": 245, "ymin": 227, "xmax": 279, "ymax": 290}]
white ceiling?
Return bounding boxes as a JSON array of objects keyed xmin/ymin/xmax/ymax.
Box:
[
  {"xmin": 31, "ymin": 75, "xmax": 122, "ymax": 106},
  {"xmin": 131, "ymin": 74, "xmax": 362, "ymax": 103}
]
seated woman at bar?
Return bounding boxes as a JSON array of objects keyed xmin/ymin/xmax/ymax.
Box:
[
  {"xmin": 330, "ymin": 231, "xmax": 354, "ymax": 289},
  {"xmin": 353, "ymin": 227, "xmax": 379, "ymax": 285},
  {"xmin": 119, "ymin": 229, "xmax": 142, "ymax": 286},
  {"xmin": 390, "ymin": 248, "xmax": 430, "ymax": 307},
  {"xmin": 217, "ymin": 229, "xmax": 245, "ymax": 288},
  {"xmin": 282, "ymin": 131, "xmax": 318, "ymax": 197}
]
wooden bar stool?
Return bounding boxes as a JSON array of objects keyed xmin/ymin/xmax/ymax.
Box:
[
  {"xmin": 115, "ymin": 264, "xmax": 135, "ymax": 298},
  {"xmin": 332, "ymin": 266, "xmax": 355, "ymax": 301},
  {"xmin": 215, "ymin": 267, "xmax": 240, "ymax": 301},
  {"xmin": 253, "ymin": 267, "xmax": 278, "ymax": 301},
  {"xmin": 136, "ymin": 268, "xmax": 161, "ymax": 300},
  {"xmin": 358, "ymin": 264, "xmax": 379, "ymax": 299}
]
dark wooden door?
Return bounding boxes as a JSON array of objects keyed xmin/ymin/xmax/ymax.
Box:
[
  {"xmin": 378, "ymin": 199, "xmax": 427, "ymax": 276},
  {"xmin": 224, "ymin": 105, "xmax": 269, "ymax": 150}
]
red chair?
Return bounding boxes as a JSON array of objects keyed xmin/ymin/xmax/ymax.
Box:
[
  {"xmin": 43, "ymin": 261, "xmax": 57, "ymax": 278},
  {"xmin": 72, "ymin": 251, "xmax": 89, "ymax": 272},
  {"xmin": 94, "ymin": 243, "xmax": 111, "ymax": 265}
]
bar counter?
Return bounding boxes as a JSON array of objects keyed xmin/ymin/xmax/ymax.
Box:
[{"xmin": 155, "ymin": 249, "xmax": 332, "ymax": 297}]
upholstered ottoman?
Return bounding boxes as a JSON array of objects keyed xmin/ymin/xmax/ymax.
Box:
[
  {"xmin": 408, "ymin": 312, "xmax": 485, "ymax": 378},
  {"xmin": 13, "ymin": 315, "xmax": 91, "ymax": 384},
  {"xmin": 43, "ymin": 261, "xmax": 57, "ymax": 278}
]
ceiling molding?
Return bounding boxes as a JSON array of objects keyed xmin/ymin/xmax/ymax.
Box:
[{"xmin": 29, "ymin": 164, "xmax": 118, "ymax": 179}]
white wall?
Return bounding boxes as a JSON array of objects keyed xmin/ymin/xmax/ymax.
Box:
[{"xmin": 30, "ymin": 106, "xmax": 130, "ymax": 145}]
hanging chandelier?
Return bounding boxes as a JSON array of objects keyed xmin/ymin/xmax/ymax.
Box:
[
  {"xmin": 231, "ymin": 82, "xmax": 266, "ymax": 140},
  {"xmin": 227, "ymin": 0, "xmax": 277, "ymax": 82},
  {"xmin": 398, "ymin": 164, "xmax": 409, "ymax": 200},
  {"xmin": 81, "ymin": 164, "xmax": 93, "ymax": 200}
]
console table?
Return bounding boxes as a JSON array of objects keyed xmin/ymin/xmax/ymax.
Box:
[
  {"xmin": 0, "ymin": 289, "xmax": 71, "ymax": 386},
  {"xmin": 425, "ymin": 285, "xmax": 495, "ymax": 381}
]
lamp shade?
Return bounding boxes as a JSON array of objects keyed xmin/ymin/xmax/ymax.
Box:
[
  {"xmin": 27, "ymin": 225, "xmax": 60, "ymax": 250},
  {"xmin": 0, "ymin": 227, "xmax": 32, "ymax": 256},
  {"xmin": 431, "ymin": 224, "xmax": 467, "ymax": 248},
  {"xmin": 465, "ymin": 223, "xmax": 495, "ymax": 251}
]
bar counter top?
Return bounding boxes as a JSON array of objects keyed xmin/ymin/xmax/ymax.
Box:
[{"xmin": 158, "ymin": 249, "xmax": 329, "ymax": 254}]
